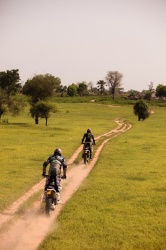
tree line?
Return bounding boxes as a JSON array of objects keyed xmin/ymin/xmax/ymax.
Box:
[{"xmin": 0, "ymin": 69, "xmax": 166, "ymax": 125}]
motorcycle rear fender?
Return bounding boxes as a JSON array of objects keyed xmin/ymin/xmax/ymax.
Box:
[{"xmin": 46, "ymin": 188, "xmax": 56, "ymax": 198}]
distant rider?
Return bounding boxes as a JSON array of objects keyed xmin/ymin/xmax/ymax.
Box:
[
  {"xmin": 81, "ymin": 128, "xmax": 95, "ymax": 159},
  {"xmin": 42, "ymin": 148, "xmax": 67, "ymax": 204}
]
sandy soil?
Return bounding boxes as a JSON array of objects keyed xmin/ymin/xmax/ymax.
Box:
[{"xmin": 0, "ymin": 119, "xmax": 131, "ymax": 250}]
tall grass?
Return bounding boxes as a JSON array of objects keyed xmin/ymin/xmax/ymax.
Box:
[
  {"xmin": 0, "ymin": 102, "xmax": 130, "ymax": 210},
  {"xmin": 1, "ymin": 101, "xmax": 165, "ymax": 249},
  {"xmin": 39, "ymin": 106, "xmax": 166, "ymax": 250}
]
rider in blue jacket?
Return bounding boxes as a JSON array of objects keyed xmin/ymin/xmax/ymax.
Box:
[{"xmin": 42, "ymin": 148, "xmax": 67, "ymax": 204}]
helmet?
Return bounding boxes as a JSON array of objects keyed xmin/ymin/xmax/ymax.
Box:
[
  {"xmin": 54, "ymin": 148, "xmax": 62, "ymax": 156},
  {"xmin": 87, "ymin": 128, "xmax": 91, "ymax": 133}
]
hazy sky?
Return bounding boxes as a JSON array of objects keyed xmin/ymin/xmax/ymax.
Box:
[{"xmin": 1, "ymin": 0, "xmax": 166, "ymax": 91}]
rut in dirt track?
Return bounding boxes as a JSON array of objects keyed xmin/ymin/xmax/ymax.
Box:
[{"xmin": 0, "ymin": 119, "xmax": 131, "ymax": 250}]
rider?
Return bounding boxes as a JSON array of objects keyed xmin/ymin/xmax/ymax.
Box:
[
  {"xmin": 42, "ymin": 148, "xmax": 67, "ymax": 204},
  {"xmin": 81, "ymin": 128, "xmax": 95, "ymax": 159}
]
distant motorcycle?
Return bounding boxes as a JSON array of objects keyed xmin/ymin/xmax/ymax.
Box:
[{"xmin": 82, "ymin": 142, "xmax": 91, "ymax": 164}]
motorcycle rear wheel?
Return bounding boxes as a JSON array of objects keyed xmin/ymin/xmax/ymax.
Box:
[
  {"xmin": 45, "ymin": 197, "xmax": 52, "ymax": 215},
  {"xmin": 84, "ymin": 154, "xmax": 88, "ymax": 164}
]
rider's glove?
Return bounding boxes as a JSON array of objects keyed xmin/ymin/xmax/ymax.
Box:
[{"xmin": 42, "ymin": 172, "xmax": 46, "ymax": 177}]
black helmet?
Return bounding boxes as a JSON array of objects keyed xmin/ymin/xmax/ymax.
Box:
[
  {"xmin": 54, "ymin": 148, "xmax": 62, "ymax": 156},
  {"xmin": 87, "ymin": 128, "xmax": 91, "ymax": 133}
]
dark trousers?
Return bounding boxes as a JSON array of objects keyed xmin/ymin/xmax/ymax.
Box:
[
  {"xmin": 83, "ymin": 142, "xmax": 92, "ymax": 157},
  {"xmin": 45, "ymin": 175, "xmax": 59, "ymax": 193}
]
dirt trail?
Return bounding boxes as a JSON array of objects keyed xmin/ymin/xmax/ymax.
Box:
[{"xmin": 0, "ymin": 119, "xmax": 131, "ymax": 250}]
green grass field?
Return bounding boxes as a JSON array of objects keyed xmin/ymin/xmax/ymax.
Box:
[
  {"xmin": 0, "ymin": 100, "xmax": 166, "ymax": 249},
  {"xmin": 0, "ymin": 102, "xmax": 123, "ymax": 210}
]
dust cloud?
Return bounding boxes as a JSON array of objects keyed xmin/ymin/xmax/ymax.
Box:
[{"xmin": 0, "ymin": 211, "xmax": 58, "ymax": 250}]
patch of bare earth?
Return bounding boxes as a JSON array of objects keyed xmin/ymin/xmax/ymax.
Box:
[{"xmin": 0, "ymin": 119, "xmax": 131, "ymax": 250}]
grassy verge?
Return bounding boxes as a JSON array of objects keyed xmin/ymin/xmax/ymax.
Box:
[
  {"xmin": 39, "ymin": 107, "xmax": 166, "ymax": 250},
  {"xmin": 1, "ymin": 100, "xmax": 165, "ymax": 249},
  {"xmin": 0, "ymin": 102, "xmax": 130, "ymax": 211}
]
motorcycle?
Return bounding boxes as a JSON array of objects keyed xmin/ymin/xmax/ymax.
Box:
[
  {"xmin": 82, "ymin": 142, "xmax": 91, "ymax": 164},
  {"xmin": 44, "ymin": 176, "xmax": 57, "ymax": 216}
]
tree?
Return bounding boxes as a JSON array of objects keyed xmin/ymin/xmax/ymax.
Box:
[
  {"xmin": 59, "ymin": 85, "xmax": 67, "ymax": 96},
  {"xmin": 143, "ymin": 90, "xmax": 152, "ymax": 101},
  {"xmin": 105, "ymin": 71, "xmax": 123, "ymax": 99},
  {"xmin": 0, "ymin": 89, "xmax": 8, "ymax": 122},
  {"xmin": 0, "ymin": 69, "xmax": 23, "ymax": 121},
  {"xmin": 96, "ymin": 80, "xmax": 107, "ymax": 95},
  {"xmin": 0, "ymin": 69, "xmax": 21, "ymax": 96},
  {"xmin": 30, "ymin": 103, "xmax": 40, "ymax": 125},
  {"xmin": 37, "ymin": 102, "xmax": 56, "ymax": 126},
  {"xmin": 143, "ymin": 82, "xmax": 155, "ymax": 100},
  {"xmin": 127, "ymin": 89, "xmax": 141, "ymax": 100},
  {"xmin": 45, "ymin": 74, "xmax": 61, "ymax": 93},
  {"xmin": 77, "ymin": 82, "xmax": 88, "ymax": 96},
  {"xmin": 148, "ymin": 82, "xmax": 154, "ymax": 93},
  {"xmin": 87, "ymin": 81, "xmax": 93, "ymax": 91},
  {"xmin": 67, "ymin": 84, "xmax": 78, "ymax": 97},
  {"xmin": 8, "ymin": 97, "xmax": 26, "ymax": 117},
  {"xmin": 23, "ymin": 74, "xmax": 60, "ymax": 125},
  {"xmin": 133, "ymin": 100, "xmax": 149, "ymax": 121},
  {"xmin": 23, "ymin": 74, "xmax": 61, "ymax": 102},
  {"xmin": 156, "ymin": 84, "xmax": 166, "ymax": 99},
  {"xmin": 30, "ymin": 101, "xmax": 56, "ymax": 125}
]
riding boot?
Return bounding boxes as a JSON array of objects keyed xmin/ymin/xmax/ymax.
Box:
[
  {"xmin": 56, "ymin": 192, "xmax": 61, "ymax": 204},
  {"xmin": 57, "ymin": 175, "xmax": 62, "ymax": 191}
]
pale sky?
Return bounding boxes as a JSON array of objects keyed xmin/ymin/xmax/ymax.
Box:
[{"xmin": 1, "ymin": 0, "xmax": 166, "ymax": 91}]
